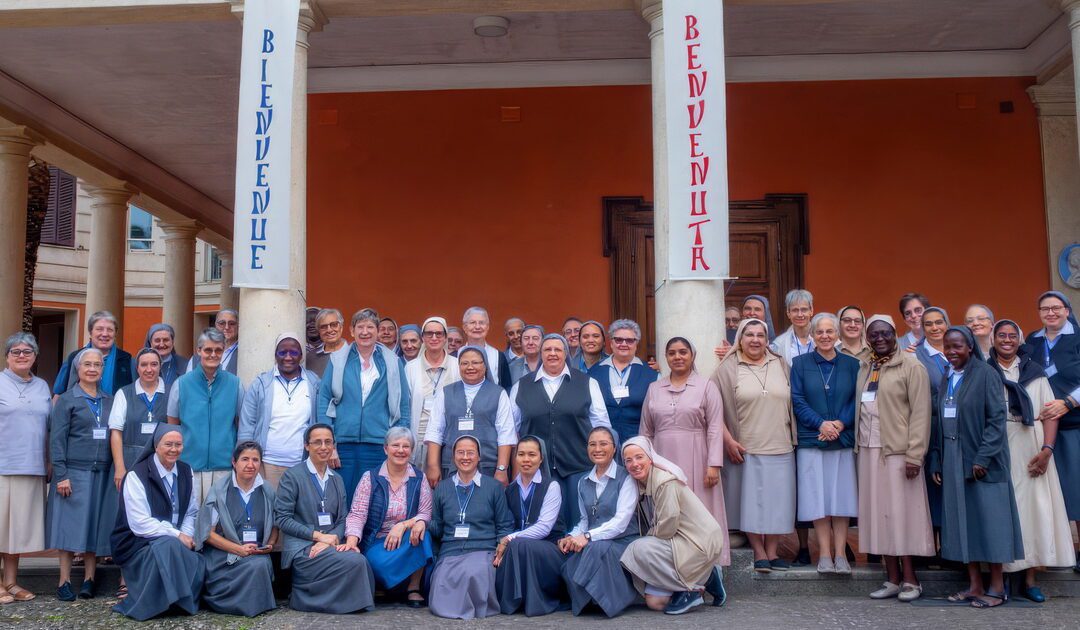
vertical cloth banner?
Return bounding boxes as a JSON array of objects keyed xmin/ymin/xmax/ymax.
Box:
[
  {"xmin": 232, "ymin": 0, "xmax": 301, "ymax": 289},
  {"xmin": 663, "ymin": 0, "xmax": 729, "ymax": 279}
]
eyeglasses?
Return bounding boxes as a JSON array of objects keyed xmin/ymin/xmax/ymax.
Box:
[
  {"xmin": 308, "ymin": 439, "xmax": 335, "ymax": 447},
  {"xmin": 422, "ymin": 330, "xmax": 446, "ymax": 338},
  {"xmin": 317, "ymin": 321, "xmax": 342, "ymax": 331},
  {"xmin": 994, "ymin": 333, "xmax": 1020, "ymax": 341},
  {"xmin": 1039, "ymin": 306, "xmax": 1065, "ymax": 314},
  {"xmin": 562, "ymin": 327, "xmax": 581, "ymax": 336},
  {"xmin": 276, "ymin": 349, "xmax": 301, "ymax": 359},
  {"xmin": 159, "ymin": 441, "xmax": 183, "ymax": 449},
  {"xmin": 454, "ymin": 450, "xmax": 477, "ymax": 457},
  {"xmin": 789, "ymin": 307, "xmax": 812, "ymax": 315},
  {"xmin": 964, "ymin": 316, "xmax": 991, "ymax": 324},
  {"xmin": 839, "ymin": 318, "xmax": 862, "ymax": 325},
  {"xmin": 79, "ymin": 362, "xmax": 104, "ymax": 369},
  {"xmin": 612, "ymin": 337, "xmax": 637, "ymax": 346},
  {"xmin": 7, "ymin": 349, "xmax": 34, "ymax": 357},
  {"xmin": 216, "ymin": 320, "xmax": 238, "ymax": 328},
  {"xmin": 201, "ymin": 347, "xmax": 225, "ymax": 355}
]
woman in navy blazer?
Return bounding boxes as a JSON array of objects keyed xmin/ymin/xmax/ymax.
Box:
[
  {"xmin": 587, "ymin": 320, "xmax": 658, "ymax": 443},
  {"xmin": 791, "ymin": 313, "xmax": 859, "ymax": 574}
]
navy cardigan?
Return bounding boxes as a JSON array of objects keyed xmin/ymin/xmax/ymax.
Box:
[
  {"xmin": 790, "ymin": 351, "xmax": 859, "ymax": 449},
  {"xmin": 587, "ymin": 361, "xmax": 659, "ymax": 441}
]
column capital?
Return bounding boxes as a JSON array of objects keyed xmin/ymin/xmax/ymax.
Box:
[
  {"xmin": 157, "ymin": 219, "xmax": 204, "ymax": 242},
  {"xmin": 0, "ymin": 125, "xmax": 45, "ymax": 157},
  {"xmin": 83, "ymin": 183, "xmax": 137, "ymax": 207},
  {"xmin": 229, "ymin": 0, "xmax": 327, "ymax": 38},
  {"xmin": 1028, "ymin": 78, "xmax": 1077, "ymax": 117},
  {"xmin": 639, "ymin": 0, "xmax": 662, "ymax": 25}
]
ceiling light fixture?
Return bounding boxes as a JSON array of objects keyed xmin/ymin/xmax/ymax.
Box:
[{"xmin": 473, "ymin": 16, "xmax": 510, "ymax": 38}]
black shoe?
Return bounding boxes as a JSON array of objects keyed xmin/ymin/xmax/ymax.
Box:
[
  {"xmin": 770, "ymin": 558, "xmax": 791, "ymax": 571},
  {"xmin": 704, "ymin": 567, "xmax": 726, "ymax": 607},
  {"xmin": 56, "ymin": 582, "xmax": 76, "ymax": 602},
  {"xmin": 406, "ymin": 589, "xmax": 425, "ymax": 609},
  {"xmin": 78, "ymin": 578, "xmax": 95, "ymax": 599},
  {"xmin": 793, "ymin": 548, "xmax": 812, "ymax": 566},
  {"xmin": 664, "ymin": 591, "xmax": 704, "ymax": 615},
  {"xmin": 845, "ymin": 543, "xmax": 856, "ymax": 563},
  {"xmin": 753, "ymin": 559, "xmax": 772, "ymax": 573}
]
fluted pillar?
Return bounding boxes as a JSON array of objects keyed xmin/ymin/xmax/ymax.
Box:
[
  {"xmin": 84, "ymin": 184, "xmax": 135, "ymax": 333},
  {"xmin": 158, "ymin": 220, "xmax": 202, "ymax": 354},
  {"xmin": 0, "ymin": 126, "xmax": 43, "ymax": 336}
]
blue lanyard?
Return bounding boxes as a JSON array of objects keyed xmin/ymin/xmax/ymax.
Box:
[
  {"xmin": 519, "ymin": 482, "xmax": 535, "ymax": 529},
  {"xmin": 614, "ymin": 364, "xmax": 633, "ymax": 388},
  {"xmin": 946, "ymin": 373, "xmax": 964, "ymax": 401},
  {"xmin": 138, "ymin": 391, "xmax": 159, "ymax": 417},
  {"xmin": 163, "ymin": 474, "xmax": 179, "ymax": 518},
  {"xmin": 240, "ymin": 491, "xmax": 255, "ymax": 524},
  {"xmin": 83, "ymin": 395, "xmax": 103, "ymax": 426},
  {"xmin": 1043, "ymin": 340, "xmax": 1053, "ymax": 367},
  {"xmin": 455, "ymin": 483, "xmax": 475, "ymax": 523},
  {"xmin": 276, "ymin": 375, "xmax": 303, "ymax": 401},
  {"xmin": 309, "ymin": 472, "xmax": 327, "ymax": 511}
]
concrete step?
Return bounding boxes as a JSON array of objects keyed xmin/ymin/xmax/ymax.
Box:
[{"xmin": 723, "ymin": 548, "xmax": 1080, "ymax": 598}]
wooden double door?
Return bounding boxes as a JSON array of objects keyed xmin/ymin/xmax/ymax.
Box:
[{"xmin": 602, "ymin": 194, "xmax": 808, "ymax": 360}]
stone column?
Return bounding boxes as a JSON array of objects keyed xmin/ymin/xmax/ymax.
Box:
[
  {"xmin": 1065, "ymin": 1, "xmax": 1080, "ymax": 152},
  {"xmin": 234, "ymin": 0, "xmax": 325, "ymax": 383},
  {"xmin": 158, "ymin": 220, "xmax": 202, "ymax": 355},
  {"xmin": 1028, "ymin": 67, "xmax": 1080, "ymax": 300},
  {"xmin": 84, "ymin": 184, "xmax": 135, "ymax": 333},
  {"xmin": 218, "ymin": 251, "xmax": 239, "ymax": 312},
  {"xmin": 641, "ymin": 0, "xmax": 727, "ymax": 375},
  {"xmin": 0, "ymin": 126, "xmax": 43, "ymax": 336}
]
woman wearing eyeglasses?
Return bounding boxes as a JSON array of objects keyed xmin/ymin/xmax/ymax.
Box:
[
  {"xmin": 1021, "ymin": 291, "xmax": 1080, "ymax": 572},
  {"xmin": 0, "ymin": 333, "xmax": 51, "ymax": 605},
  {"xmin": 306, "ymin": 308, "xmax": 346, "ymax": 378},
  {"xmin": 588, "ymin": 320, "xmax": 659, "ymax": 443},
  {"xmin": 239, "ymin": 334, "xmax": 321, "ymax": 491},
  {"xmin": 964, "ymin": 305, "xmax": 995, "ymax": 358},
  {"xmin": 838, "ymin": 306, "xmax": 871, "ymax": 362},
  {"xmin": 405, "ymin": 317, "xmax": 461, "ymax": 469}
]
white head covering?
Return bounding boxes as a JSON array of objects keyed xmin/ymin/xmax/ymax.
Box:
[
  {"xmin": 275, "ymin": 331, "xmax": 305, "ymax": 362},
  {"xmin": 621, "ymin": 435, "xmax": 688, "ymax": 484}
]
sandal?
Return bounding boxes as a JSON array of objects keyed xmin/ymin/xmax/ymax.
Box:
[
  {"xmin": 115, "ymin": 585, "xmax": 128, "ymax": 600},
  {"xmin": 406, "ymin": 589, "xmax": 425, "ymax": 609},
  {"xmin": 970, "ymin": 591, "xmax": 1006, "ymax": 609},
  {"xmin": 0, "ymin": 586, "xmax": 14, "ymax": 605},
  {"xmin": 946, "ymin": 591, "xmax": 974, "ymax": 603},
  {"xmin": 3, "ymin": 584, "xmax": 34, "ymax": 602}
]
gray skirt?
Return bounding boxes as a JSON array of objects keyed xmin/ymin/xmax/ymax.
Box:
[
  {"xmin": 621, "ymin": 537, "xmax": 688, "ymax": 595},
  {"xmin": 45, "ymin": 467, "xmax": 116, "ymax": 555},
  {"xmin": 561, "ymin": 538, "xmax": 638, "ymax": 617},
  {"xmin": 796, "ymin": 448, "xmax": 858, "ymax": 521},
  {"xmin": 113, "ymin": 536, "xmax": 205, "ymax": 621},
  {"xmin": 739, "ymin": 452, "xmax": 796, "ymax": 535},
  {"xmin": 290, "ymin": 547, "xmax": 375, "ymax": 614},
  {"xmin": 495, "ymin": 538, "xmax": 567, "ymax": 616},
  {"xmin": 1052, "ymin": 428, "xmax": 1080, "ymax": 520},
  {"xmin": 202, "ymin": 547, "xmax": 276, "ymax": 617},
  {"xmin": 430, "ymin": 550, "xmax": 500, "ymax": 619}
]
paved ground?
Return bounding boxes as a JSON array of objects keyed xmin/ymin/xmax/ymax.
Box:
[{"xmin": 2, "ymin": 594, "xmax": 1078, "ymax": 630}]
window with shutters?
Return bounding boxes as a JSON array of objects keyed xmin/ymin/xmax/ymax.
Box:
[
  {"xmin": 42, "ymin": 167, "xmax": 76, "ymax": 247},
  {"xmin": 205, "ymin": 246, "xmax": 223, "ymax": 281}
]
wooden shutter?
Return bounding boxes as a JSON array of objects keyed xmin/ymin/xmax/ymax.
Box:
[{"xmin": 43, "ymin": 167, "xmax": 76, "ymax": 247}]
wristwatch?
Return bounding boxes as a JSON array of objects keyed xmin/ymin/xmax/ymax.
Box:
[
  {"xmin": 496, "ymin": 464, "xmax": 508, "ymax": 472},
  {"xmin": 583, "ymin": 531, "xmax": 592, "ymax": 541}
]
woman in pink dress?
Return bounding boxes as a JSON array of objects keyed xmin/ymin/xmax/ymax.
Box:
[{"xmin": 640, "ymin": 337, "xmax": 729, "ymax": 565}]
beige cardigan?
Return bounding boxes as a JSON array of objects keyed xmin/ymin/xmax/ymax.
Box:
[
  {"xmin": 638, "ymin": 467, "xmax": 725, "ymax": 587},
  {"xmin": 854, "ymin": 350, "xmax": 932, "ymax": 466},
  {"xmin": 710, "ymin": 349, "xmax": 797, "ymax": 448}
]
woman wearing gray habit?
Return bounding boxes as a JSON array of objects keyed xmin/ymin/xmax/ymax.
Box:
[
  {"xmin": 274, "ymin": 423, "xmax": 375, "ymax": 614},
  {"xmin": 196, "ymin": 441, "xmax": 278, "ymax": 617}
]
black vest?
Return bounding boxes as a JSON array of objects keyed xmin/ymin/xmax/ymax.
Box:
[
  {"xmin": 118, "ymin": 383, "xmax": 169, "ymax": 468},
  {"xmin": 514, "ymin": 369, "xmax": 593, "ymax": 476},
  {"xmin": 111, "ymin": 456, "xmax": 193, "ymax": 565},
  {"xmin": 506, "ymin": 475, "xmax": 565, "ymax": 542},
  {"xmin": 225, "ymin": 485, "xmax": 268, "ymax": 546},
  {"xmin": 442, "ymin": 380, "xmax": 502, "ymax": 473}
]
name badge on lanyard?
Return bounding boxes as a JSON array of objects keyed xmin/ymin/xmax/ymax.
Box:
[
  {"xmin": 86, "ymin": 396, "xmax": 106, "ymax": 439},
  {"xmin": 611, "ymin": 386, "xmax": 630, "ymax": 399},
  {"xmin": 1044, "ymin": 343, "xmax": 1058, "ymax": 378},
  {"xmin": 454, "ymin": 525, "xmax": 470, "ymax": 538},
  {"xmin": 93, "ymin": 427, "xmax": 107, "ymax": 440},
  {"xmin": 423, "ymin": 396, "xmax": 435, "ymax": 412},
  {"xmin": 458, "ymin": 408, "xmax": 475, "ymax": 432},
  {"xmin": 1045, "ymin": 364, "xmax": 1058, "ymax": 378},
  {"xmin": 309, "ymin": 472, "xmax": 332, "ymax": 527},
  {"xmin": 141, "ymin": 420, "xmax": 157, "ymax": 434},
  {"xmin": 241, "ymin": 527, "xmax": 259, "ymax": 543},
  {"xmin": 861, "ymin": 391, "xmax": 876, "ymax": 403},
  {"xmin": 317, "ymin": 512, "xmax": 332, "ymax": 527},
  {"xmin": 944, "ymin": 375, "xmax": 962, "ymax": 419}
]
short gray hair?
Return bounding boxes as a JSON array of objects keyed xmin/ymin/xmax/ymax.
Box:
[
  {"xmin": 350, "ymin": 308, "xmax": 380, "ymax": 328},
  {"xmin": 785, "ymin": 289, "xmax": 814, "ymax": 310},
  {"xmin": 4, "ymin": 332, "xmax": 38, "ymax": 355},
  {"xmin": 196, "ymin": 327, "xmax": 226, "ymax": 349},
  {"xmin": 73, "ymin": 347, "xmax": 104, "ymax": 377},
  {"xmin": 316, "ymin": 308, "xmax": 343, "ymax": 325},
  {"xmin": 87, "ymin": 310, "xmax": 118, "ymax": 332},
  {"xmin": 810, "ymin": 312, "xmax": 839, "ymax": 334},
  {"xmin": 384, "ymin": 426, "xmax": 415, "ymax": 449},
  {"xmin": 608, "ymin": 319, "xmax": 641, "ymax": 340},
  {"xmin": 504, "ymin": 317, "xmax": 525, "ymax": 330},
  {"xmin": 967, "ymin": 304, "xmax": 995, "ymax": 322},
  {"xmin": 462, "ymin": 306, "xmax": 489, "ymax": 324},
  {"xmin": 215, "ymin": 308, "xmax": 239, "ymax": 324}
]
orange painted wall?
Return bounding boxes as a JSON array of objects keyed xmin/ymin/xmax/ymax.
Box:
[
  {"xmin": 122, "ymin": 307, "xmax": 163, "ymax": 351},
  {"xmin": 307, "ymin": 78, "xmax": 1047, "ymax": 335}
]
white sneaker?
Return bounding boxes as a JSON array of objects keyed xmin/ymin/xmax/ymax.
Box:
[
  {"xmin": 817, "ymin": 557, "xmax": 835, "ymax": 573},
  {"xmin": 898, "ymin": 582, "xmax": 923, "ymax": 602},
  {"xmin": 833, "ymin": 557, "xmax": 852, "ymax": 575},
  {"xmin": 869, "ymin": 581, "xmax": 900, "ymax": 599}
]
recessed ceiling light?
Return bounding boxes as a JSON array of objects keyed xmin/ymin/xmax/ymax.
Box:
[{"xmin": 473, "ymin": 16, "xmax": 509, "ymax": 38}]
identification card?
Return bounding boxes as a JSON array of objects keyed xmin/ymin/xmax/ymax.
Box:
[
  {"xmin": 141, "ymin": 422, "xmax": 157, "ymax": 434},
  {"xmin": 423, "ymin": 396, "xmax": 434, "ymax": 412},
  {"xmin": 1045, "ymin": 363, "xmax": 1058, "ymax": 378},
  {"xmin": 861, "ymin": 391, "xmax": 876, "ymax": 402},
  {"xmin": 241, "ymin": 527, "xmax": 258, "ymax": 544},
  {"xmin": 317, "ymin": 512, "xmax": 332, "ymax": 527},
  {"xmin": 612, "ymin": 386, "xmax": 630, "ymax": 399},
  {"xmin": 943, "ymin": 405, "xmax": 957, "ymax": 419},
  {"xmin": 93, "ymin": 427, "xmax": 107, "ymax": 440},
  {"xmin": 454, "ymin": 525, "xmax": 470, "ymax": 538},
  {"xmin": 458, "ymin": 418, "xmax": 475, "ymax": 431}
]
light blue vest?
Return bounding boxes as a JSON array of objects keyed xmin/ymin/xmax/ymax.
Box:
[{"xmin": 177, "ymin": 367, "xmax": 239, "ymax": 471}]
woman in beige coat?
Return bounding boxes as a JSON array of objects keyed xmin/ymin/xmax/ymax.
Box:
[{"xmin": 620, "ymin": 436, "xmax": 726, "ymax": 616}]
